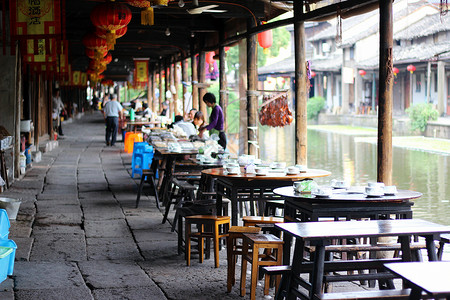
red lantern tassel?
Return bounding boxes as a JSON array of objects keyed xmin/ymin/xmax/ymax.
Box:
[
  {"xmin": 106, "ymin": 30, "xmax": 116, "ymax": 50},
  {"xmin": 141, "ymin": 7, "xmax": 154, "ymax": 26}
]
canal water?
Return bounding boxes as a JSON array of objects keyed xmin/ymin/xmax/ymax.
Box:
[{"xmin": 260, "ymin": 127, "xmax": 450, "ymax": 225}]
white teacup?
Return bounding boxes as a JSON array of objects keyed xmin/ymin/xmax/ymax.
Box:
[
  {"xmin": 368, "ymin": 182, "xmax": 385, "ymax": 188},
  {"xmin": 255, "ymin": 167, "xmax": 268, "ymax": 175},
  {"xmin": 272, "ymin": 162, "xmax": 286, "ymax": 169},
  {"xmin": 295, "ymin": 165, "xmax": 307, "ymax": 172},
  {"xmin": 226, "ymin": 166, "xmax": 240, "ymax": 174},
  {"xmin": 331, "ymin": 179, "xmax": 350, "ymax": 188},
  {"xmin": 365, "ymin": 186, "xmax": 384, "ymax": 196},
  {"xmin": 312, "ymin": 187, "xmax": 333, "ymax": 197},
  {"xmin": 287, "ymin": 166, "xmax": 299, "ymax": 174},
  {"xmin": 384, "ymin": 186, "xmax": 398, "ymax": 194}
]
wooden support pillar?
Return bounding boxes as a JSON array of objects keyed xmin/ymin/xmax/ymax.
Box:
[
  {"xmin": 377, "ymin": 0, "xmax": 394, "ymax": 185},
  {"xmin": 165, "ymin": 59, "xmax": 170, "ymax": 104},
  {"xmin": 239, "ymin": 40, "xmax": 248, "ymax": 155},
  {"xmin": 173, "ymin": 60, "xmax": 179, "ymax": 116},
  {"xmin": 219, "ymin": 30, "xmax": 228, "ymax": 130},
  {"xmin": 437, "ymin": 61, "xmax": 446, "ymax": 115},
  {"xmin": 34, "ymin": 74, "xmax": 41, "ymax": 147},
  {"xmin": 247, "ymin": 19, "xmax": 258, "ymax": 157},
  {"xmin": 191, "ymin": 47, "xmax": 199, "ymax": 110},
  {"xmin": 169, "ymin": 60, "xmax": 175, "ymax": 117},
  {"xmin": 181, "ymin": 58, "xmax": 188, "ymax": 115},
  {"xmin": 158, "ymin": 62, "xmax": 163, "ymax": 110},
  {"xmin": 151, "ymin": 68, "xmax": 157, "ymax": 114},
  {"xmin": 294, "ymin": 0, "xmax": 307, "ymax": 165},
  {"xmin": 198, "ymin": 51, "xmax": 207, "ymax": 118},
  {"xmin": 14, "ymin": 44, "xmax": 21, "ymax": 178},
  {"xmin": 147, "ymin": 69, "xmax": 152, "ymax": 110}
]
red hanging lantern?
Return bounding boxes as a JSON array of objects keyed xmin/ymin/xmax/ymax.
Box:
[
  {"xmin": 393, "ymin": 67, "xmax": 399, "ymax": 77},
  {"xmin": 205, "ymin": 51, "xmax": 215, "ymax": 65},
  {"xmin": 82, "ymin": 33, "xmax": 108, "ymax": 52},
  {"xmin": 125, "ymin": 0, "xmax": 154, "ymax": 25},
  {"xmin": 310, "ymin": 71, "xmax": 316, "ymax": 78},
  {"xmin": 258, "ymin": 25, "xmax": 273, "ymax": 54},
  {"xmin": 225, "ymin": 46, "xmax": 230, "ymax": 52},
  {"xmin": 97, "ymin": 52, "xmax": 113, "ymax": 66},
  {"xmin": 358, "ymin": 69, "xmax": 367, "ymax": 77},
  {"xmin": 90, "ymin": 2, "xmax": 132, "ymax": 48},
  {"xmin": 407, "ymin": 64, "xmax": 416, "ymax": 74},
  {"xmin": 95, "ymin": 26, "xmax": 128, "ymax": 50},
  {"xmin": 85, "ymin": 48, "xmax": 108, "ymax": 60}
]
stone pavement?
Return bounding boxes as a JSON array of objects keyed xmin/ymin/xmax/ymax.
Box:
[{"xmin": 0, "ymin": 112, "xmax": 389, "ymax": 300}]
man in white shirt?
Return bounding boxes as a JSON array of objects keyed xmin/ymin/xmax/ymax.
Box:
[{"xmin": 103, "ymin": 94, "xmax": 123, "ymax": 146}]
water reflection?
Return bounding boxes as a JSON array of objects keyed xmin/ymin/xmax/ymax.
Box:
[{"xmin": 260, "ymin": 128, "xmax": 450, "ymax": 225}]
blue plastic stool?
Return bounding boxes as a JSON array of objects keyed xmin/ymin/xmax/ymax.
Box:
[{"xmin": 131, "ymin": 143, "xmax": 154, "ymax": 178}]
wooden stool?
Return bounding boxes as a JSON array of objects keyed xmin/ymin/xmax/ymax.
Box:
[
  {"xmin": 226, "ymin": 226, "xmax": 261, "ymax": 293},
  {"xmin": 240, "ymin": 233, "xmax": 283, "ymax": 300},
  {"xmin": 136, "ymin": 169, "xmax": 159, "ymax": 209},
  {"xmin": 162, "ymin": 178, "xmax": 196, "ymax": 224},
  {"xmin": 242, "ymin": 216, "xmax": 284, "ymax": 227},
  {"xmin": 185, "ymin": 215, "xmax": 230, "ymax": 268}
]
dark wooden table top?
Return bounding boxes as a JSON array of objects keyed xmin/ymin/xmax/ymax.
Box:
[
  {"xmin": 385, "ymin": 262, "xmax": 450, "ymax": 295},
  {"xmin": 201, "ymin": 167, "xmax": 331, "ymax": 181},
  {"xmin": 273, "ymin": 186, "xmax": 422, "ymax": 203},
  {"xmin": 276, "ymin": 219, "xmax": 450, "ymax": 241}
]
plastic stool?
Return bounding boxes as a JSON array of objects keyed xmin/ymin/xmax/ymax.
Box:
[
  {"xmin": 131, "ymin": 152, "xmax": 154, "ymax": 178},
  {"xmin": 124, "ymin": 133, "xmax": 143, "ymax": 153},
  {"xmin": 133, "ymin": 142, "xmax": 153, "ymax": 154}
]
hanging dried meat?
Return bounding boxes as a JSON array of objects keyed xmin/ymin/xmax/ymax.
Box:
[{"xmin": 259, "ymin": 93, "xmax": 293, "ymax": 127}]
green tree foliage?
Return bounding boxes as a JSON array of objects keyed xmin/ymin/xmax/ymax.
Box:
[
  {"xmin": 307, "ymin": 96, "xmax": 325, "ymax": 120},
  {"xmin": 406, "ymin": 103, "xmax": 439, "ymax": 132},
  {"xmin": 226, "ymin": 25, "xmax": 290, "ymax": 74}
]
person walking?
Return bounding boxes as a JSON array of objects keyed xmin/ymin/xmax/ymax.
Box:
[
  {"xmin": 103, "ymin": 94, "xmax": 123, "ymax": 146},
  {"xmin": 199, "ymin": 92, "xmax": 226, "ymax": 149},
  {"xmin": 52, "ymin": 89, "xmax": 66, "ymax": 136}
]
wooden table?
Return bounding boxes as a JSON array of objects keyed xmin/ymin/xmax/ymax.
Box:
[
  {"xmin": 153, "ymin": 148, "xmax": 199, "ymax": 204},
  {"xmin": 126, "ymin": 120, "xmax": 162, "ymax": 132},
  {"xmin": 274, "ymin": 186, "xmax": 422, "ymax": 268},
  {"xmin": 275, "ymin": 219, "xmax": 450, "ymax": 300},
  {"xmin": 385, "ymin": 261, "xmax": 450, "ymax": 300},
  {"xmin": 201, "ymin": 168, "xmax": 331, "ymax": 226}
]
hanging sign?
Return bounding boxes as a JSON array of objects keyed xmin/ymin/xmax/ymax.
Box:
[{"xmin": 134, "ymin": 59, "xmax": 149, "ymax": 88}]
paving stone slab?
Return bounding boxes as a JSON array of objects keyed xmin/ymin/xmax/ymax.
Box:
[
  {"xmin": 86, "ymin": 237, "xmax": 142, "ymax": 261},
  {"xmin": 36, "ymin": 203, "xmax": 82, "ymax": 214},
  {"xmin": 35, "ymin": 198, "xmax": 80, "ymax": 205},
  {"xmin": 126, "ymin": 215, "xmax": 169, "ymax": 231},
  {"xmin": 77, "ymin": 183, "xmax": 109, "ymax": 193},
  {"xmin": 10, "ymin": 220, "xmax": 33, "ymax": 237},
  {"xmin": 14, "ymin": 261, "xmax": 86, "ymax": 290},
  {"xmin": 78, "ymin": 260, "xmax": 150, "ymax": 289},
  {"xmin": 78, "ymin": 192, "xmax": 116, "ymax": 201},
  {"xmin": 41, "ymin": 185, "xmax": 78, "ymax": 195},
  {"xmin": 35, "ymin": 212, "xmax": 82, "ymax": 226},
  {"xmin": 13, "ymin": 237, "xmax": 34, "ymax": 261},
  {"xmin": 15, "ymin": 287, "xmax": 93, "ymax": 300},
  {"xmin": 133, "ymin": 229, "xmax": 177, "ymax": 244},
  {"xmin": 36, "ymin": 194, "xmax": 78, "ymax": 201},
  {"xmin": 29, "ymin": 234, "xmax": 87, "ymax": 261},
  {"xmin": 83, "ymin": 206, "xmax": 125, "ymax": 221},
  {"xmin": 32, "ymin": 224, "xmax": 84, "ymax": 236},
  {"xmin": 84, "ymin": 219, "xmax": 131, "ymax": 238},
  {"xmin": 137, "ymin": 241, "xmax": 179, "ymax": 261},
  {"xmin": 10, "ymin": 180, "xmax": 44, "ymax": 190},
  {"xmin": 92, "ymin": 286, "xmax": 167, "ymax": 300}
]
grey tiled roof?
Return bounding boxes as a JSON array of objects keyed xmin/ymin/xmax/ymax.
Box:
[
  {"xmin": 357, "ymin": 41, "xmax": 450, "ymax": 68},
  {"xmin": 395, "ymin": 13, "xmax": 450, "ymax": 40}
]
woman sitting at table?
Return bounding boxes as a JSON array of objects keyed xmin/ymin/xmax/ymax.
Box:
[{"xmin": 192, "ymin": 111, "xmax": 205, "ymax": 131}]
